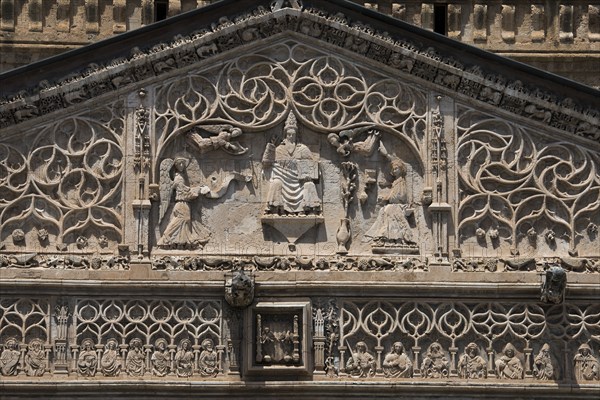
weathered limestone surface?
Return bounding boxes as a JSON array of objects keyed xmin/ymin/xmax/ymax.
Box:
[{"xmin": 0, "ymin": 0, "xmax": 599, "ymax": 398}]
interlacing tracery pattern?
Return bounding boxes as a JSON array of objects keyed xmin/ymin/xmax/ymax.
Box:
[
  {"xmin": 154, "ymin": 43, "xmax": 427, "ymax": 157},
  {"xmin": 457, "ymin": 108, "xmax": 600, "ymax": 256},
  {"xmin": 0, "ymin": 103, "xmax": 125, "ymax": 249},
  {"xmin": 338, "ymin": 300, "xmax": 600, "ymax": 379}
]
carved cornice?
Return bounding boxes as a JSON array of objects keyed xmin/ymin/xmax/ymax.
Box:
[{"xmin": 0, "ymin": 2, "xmax": 598, "ymax": 143}]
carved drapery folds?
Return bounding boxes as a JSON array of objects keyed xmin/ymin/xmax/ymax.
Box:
[{"xmin": 457, "ymin": 108, "xmax": 600, "ymax": 259}]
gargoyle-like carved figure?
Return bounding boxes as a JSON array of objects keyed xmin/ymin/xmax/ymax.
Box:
[
  {"xmin": 186, "ymin": 124, "xmax": 248, "ymax": 155},
  {"xmin": 126, "ymin": 338, "xmax": 145, "ymax": 376},
  {"xmin": 458, "ymin": 342, "xmax": 487, "ymax": 379},
  {"xmin": 262, "ymin": 112, "xmax": 321, "ymax": 215},
  {"xmin": 158, "ymin": 155, "xmax": 248, "ymax": 249},
  {"xmin": 24, "ymin": 339, "xmax": 46, "ymax": 376},
  {"xmin": 421, "ymin": 342, "xmax": 450, "ymax": 378},
  {"xmin": 78, "ymin": 339, "xmax": 98, "ymax": 377},
  {"xmin": 574, "ymin": 343, "xmax": 599, "ymax": 381},
  {"xmin": 382, "ymin": 341, "xmax": 412, "ymax": 378},
  {"xmin": 199, "ymin": 338, "xmax": 218, "ymax": 377},
  {"xmin": 0, "ymin": 338, "xmax": 20, "ymax": 376},
  {"xmin": 541, "ymin": 265, "xmax": 567, "ymax": 303},
  {"xmin": 346, "ymin": 341, "xmax": 376, "ymax": 378},
  {"xmin": 175, "ymin": 339, "xmax": 194, "ymax": 377},
  {"xmin": 224, "ymin": 270, "xmax": 254, "ymax": 308},
  {"xmin": 101, "ymin": 339, "xmax": 121, "ymax": 377},
  {"xmin": 495, "ymin": 343, "xmax": 523, "ymax": 379},
  {"xmin": 533, "ymin": 343, "xmax": 554, "ymax": 380},
  {"xmin": 327, "ymin": 126, "xmax": 381, "ymax": 157},
  {"xmin": 365, "ymin": 149, "xmax": 417, "ymax": 252},
  {"xmin": 151, "ymin": 338, "xmax": 170, "ymax": 377}
]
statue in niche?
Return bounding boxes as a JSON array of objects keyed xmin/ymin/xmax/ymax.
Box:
[
  {"xmin": 259, "ymin": 326, "xmax": 276, "ymax": 363},
  {"xmin": 458, "ymin": 342, "xmax": 487, "ymax": 379},
  {"xmin": 262, "ymin": 112, "xmax": 321, "ymax": 216},
  {"xmin": 151, "ymin": 338, "xmax": 170, "ymax": 377},
  {"xmin": 101, "ymin": 339, "xmax": 121, "ymax": 377},
  {"xmin": 573, "ymin": 343, "xmax": 599, "ymax": 381},
  {"xmin": 382, "ymin": 341, "xmax": 412, "ymax": 378},
  {"xmin": 126, "ymin": 338, "xmax": 145, "ymax": 376},
  {"xmin": 77, "ymin": 339, "xmax": 98, "ymax": 377},
  {"xmin": 533, "ymin": 343, "xmax": 554, "ymax": 380},
  {"xmin": 364, "ymin": 148, "xmax": 417, "ymax": 251},
  {"xmin": 174, "ymin": 339, "xmax": 194, "ymax": 377},
  {"xmin": 158, "ymin": 154, "xmax": 249, "ymax": 249},
  {"xmin": 199, "ymin": 338, "xmax": 218, "ymax": 377},
  {"xmin": 0, "ymin": 338, "xmax": 20, "ymax": 376},
  {"xmin": 24, "ymin": 339, "xmax": 46, "ymax": 376},
  {"xmin": 495, "ymin": 343, "xmax": 523, "ymax": 379},
  {"xmin": 421, "ymin": 342, "xmax": 450, "ymax": 378},
  {"xmin": 186, "ymin": 124, "xmax": 248, "ymax": 155},
  {"xmin": 345, "ymin": 341, "xmax": 376, "ymax": 378}
]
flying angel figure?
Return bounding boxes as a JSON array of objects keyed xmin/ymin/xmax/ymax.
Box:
[
  {"xmin": 185, "ymin": 124, "xmax": 248, "ymax": 155},
  {"xmin": 157, "ymin": 155, "xmax": 250, "ymax": 249}
]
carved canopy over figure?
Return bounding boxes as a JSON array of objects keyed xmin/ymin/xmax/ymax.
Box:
[
  {"xmin": 382, "ymin": 341, "xmax": 412, "ymax": 378},
  {"xmin": 458, "ymin": 342, "xmax": 487, "ymax": 379},
  {"xmin": 495, "ymin": 343, "xmax": 523, "ymax": 379},
  {"xmin": 101, "ymin": 339, "xmax": 121, "ymax": 377},
  {"xmin": 262, "ymin": 112, "xmax": 321, "ymax": 215},
  {"xmin": 158, "ymin": 154, "xmax": 249, "ymax": 249},
  {"xmin": 574, "ymin": 343, "xmax": 599, "ymax": 381},
  {"xmin": 346, "ymin": 341, "xmax": 376, "ymax": 378},
  {"xmin": 365, "ymin": 147, "xmax": 416, "ymax": 250},
  {"xmin": 0, "ymin": 338, "xmax": 20, "ymax": 376},
  {"xmin": 78, "ymin": 339, "xmax": 98, "ymax": 377},
  {"xmin": 24, "ymin": 339, "xmax": 46, "ymax": 377}
]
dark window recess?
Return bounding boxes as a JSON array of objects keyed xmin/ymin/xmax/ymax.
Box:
[
  {"xmin": 434, "ymin": 4, "xmax": 447, "ymax": 35},
  {"xmin": 155, "ymin": 0, "xmax": 168, "ymax": 22}
]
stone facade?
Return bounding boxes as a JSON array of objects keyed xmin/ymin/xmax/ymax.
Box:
[
  {"xmin": 1, "ymin": 1, "xmax": 600, "ymax": 89},
  {"xmin": 0, "ymin": 0, "xmax": 599, "ymax": 398}
]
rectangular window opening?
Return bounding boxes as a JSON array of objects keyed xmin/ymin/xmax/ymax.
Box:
[
  {"xmin": 155, "ymin": 0, "xmax": 168, "ymax": 22},
  {"xmin": 434, "ymin": 4, "xmax": 447, "ymax": 35}
]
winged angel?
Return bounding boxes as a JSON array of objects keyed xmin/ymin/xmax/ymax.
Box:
[{"xmin": 157, "ymin": 126, "xmax": 250, "ymax": 249}]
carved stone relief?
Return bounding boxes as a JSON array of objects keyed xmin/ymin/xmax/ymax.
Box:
[{"xmin": 457, "ymin": 107, "xmax": 600, "ymax": 260}]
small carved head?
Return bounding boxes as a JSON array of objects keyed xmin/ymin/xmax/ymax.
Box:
[
  {"xmin": 4, "ymin": 338, "xmax": 18, "ymax": 350},
  {"xmin": 98, "ymin": 234, "xmax": 109, "ymax": 248},
  {"xmin": 12, "ymin": 229, "xmax": 25, "ymax": 243},
  {"xmin": 355, "ymin": 341, "xmax": 367, "ymax": 353},
  {"xmin": 488, "ymin": 228, "xmax": 499, "ymax": 240},
  {"xmin": 545, "ymin": 230, "xmax": 556, "ymax": 243},
  {"xmin": 503, "ymin": 343, "xmax": 517, "ymax": 357},
  {"xmin": 202, "ymin": 338, "xmax": 214, "ymax": 351},
  {"xmin": 390, "ymin": 158, "xmax": 407, "ymax": 178},
  {"xmin": 105, "ymin": 339, "xmax": 118, "ymax": 350},
  {"xmin": 578, "ymin": 343, "xmax": 591, "ymax": 357},
  {"xmin": 466, "ymin": 342, "xmax": 479, "ymax": 357},
  {"xmin": 130, "ymin": 338, "xmax": 143, "ymax": 350},
  {"xmin": 81, "ymin": 338, "xmax": 95, "ymax": 351},
  {"xmin": 476, "ymin": 228, "xmax": 486, "ymax": 239},
  {"xmin": 76, "ymin": 236, "xmax": 88, "ymax": 249},
  {"xmin": 180, "ymin": 339, "xmax": 191, "ymax": 350},
  {"xmin": 155, "ymin": 338, "xmax": 168, "ymax": 351},
  {"xmin": 392, "ymin": 342, "xmax": 405, "ymax": 354}
]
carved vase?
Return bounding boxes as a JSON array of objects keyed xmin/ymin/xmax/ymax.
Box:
[{"xmin": 336, "ymin": 218, "xmax": 351, "ymax": 254}]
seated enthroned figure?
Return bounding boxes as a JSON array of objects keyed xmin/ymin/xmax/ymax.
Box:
[{"xmin": 262, "ymin": 112, "xmax": 320, "ymax": 216}]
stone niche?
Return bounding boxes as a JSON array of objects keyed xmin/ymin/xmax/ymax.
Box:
[{"xmin": 244, "ymin": 299, "xmax": 311, "ymax": 376}]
